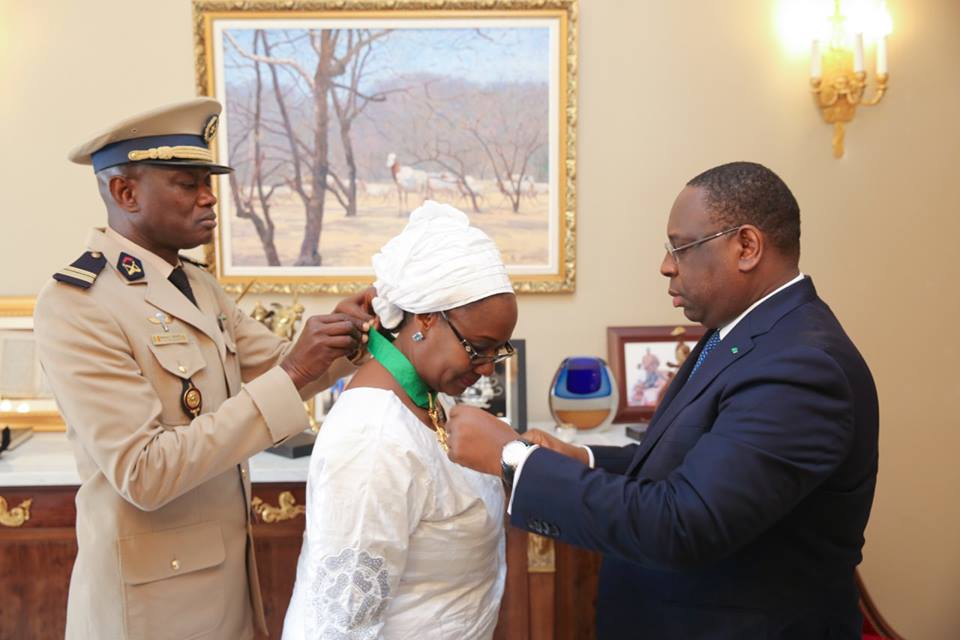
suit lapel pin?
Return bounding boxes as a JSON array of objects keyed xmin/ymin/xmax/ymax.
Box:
[
  {"xmin": 730, "ymin": 346, "xmax": 739, "ymax": 355},
  {"xmin": 149, "ymin": 312, "xmax": 173, "ymax": 332}
]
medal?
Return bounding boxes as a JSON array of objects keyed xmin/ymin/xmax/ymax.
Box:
[
  {"xmin": 180, "ymin": 379, "xmax": 203, "ymax": 419},
  {"xmin": 367, "ymin": 329, "xmax": 448, "ymax": 452}
]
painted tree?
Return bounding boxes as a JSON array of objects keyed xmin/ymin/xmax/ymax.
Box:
[{"xmin": 225, "ymin": 28, "xmax": 390, "ymax": 265}]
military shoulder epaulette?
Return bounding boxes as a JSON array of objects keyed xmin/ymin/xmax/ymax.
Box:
[
  {"xmin": 179, "ymin": 254, "xmax": 209, "ymax": 269},
  {"xmin": 53, "ymin": 251, "xmax": 108, "ymax": 289}
]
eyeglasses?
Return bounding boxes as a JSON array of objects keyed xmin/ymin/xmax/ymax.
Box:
[
  {"xmin": 664, "ymin": 226, "xmax": 742, "ymax": 264},
  {"xmin": 439, "ymin": 310, "xmax": 515, "ymax": 365}
]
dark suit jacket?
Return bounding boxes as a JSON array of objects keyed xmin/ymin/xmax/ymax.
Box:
[{"xmin": 512, "ymin": 278, "xmax": 878, "ymax": 639}]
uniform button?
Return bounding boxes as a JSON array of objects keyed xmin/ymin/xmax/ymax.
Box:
[
  {"xmin": 90, "ymin": 251, "xmax": 102, "ymax": 258},
  {"xmin": 177, "ymin": 364, "xmax": 187, "ymax": 373},
  {"xmin": 171, "ymin": 559, "xmax": 180, "ymax": 571}
]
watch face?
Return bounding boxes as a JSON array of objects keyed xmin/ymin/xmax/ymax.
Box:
[{"xmin": 502, "ymin": 440, "xmax": 530, "ymax": 466}]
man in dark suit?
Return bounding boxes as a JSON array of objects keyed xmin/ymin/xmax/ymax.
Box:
[{"xmin": 447, "ymin": 162, "xmax": 879, "ymax": 639}]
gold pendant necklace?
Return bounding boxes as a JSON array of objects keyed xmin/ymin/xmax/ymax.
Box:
[{"xmin": 427, "ymin": 393, "xmax": 449, "ymax": 452}]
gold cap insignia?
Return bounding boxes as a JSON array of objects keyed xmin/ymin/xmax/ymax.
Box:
[{"xmin": 203, "ymin": 114, "xmax": 219, "ymax": 144}]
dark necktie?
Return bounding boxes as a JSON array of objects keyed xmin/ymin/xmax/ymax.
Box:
[
  {"xmin": 168, "ymin": 266, "xmax": 198, "ymax": 307},
  {"xmin": 689, "ymin": 330, "xmax": 721, "ymax": 378}
]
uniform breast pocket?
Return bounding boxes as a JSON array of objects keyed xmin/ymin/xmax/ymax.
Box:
[
  {"xmin": 147, "ymin": 342, "xmax": 207, "ymax": 425},
  {"xmin": 119, "ymin": 521, "xmax": 227, "ymax": 640}
]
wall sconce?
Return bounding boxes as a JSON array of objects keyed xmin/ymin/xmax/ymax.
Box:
[{"xmin": 809, "ymin": 0, "xmax": 892, "ymax": 158}]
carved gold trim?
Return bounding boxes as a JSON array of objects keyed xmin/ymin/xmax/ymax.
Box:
[
  {"xmin": 251, "ymin": 490, "xmax": 306, "ymax": 523},
  {"xmin": 0, "ymin": 296, "xmax": 35, "ymax": 317},
  {"xmin": 192, "ymin": 0, "xmax": 577, "ymax": 294},
  {"xmin": 527, "ymin": 532, "xmax": 556, "ymax": 573},
  {"xmin": 0, "ymin": 497, "xmax": 32, "ymax": 527}
]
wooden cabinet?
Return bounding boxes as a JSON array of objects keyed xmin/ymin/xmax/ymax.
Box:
[
  {"xmin": 0, "ymin": 486, "xmax": 77, "ymax": 640},
  {"xmin": 0, "ymin": 482, "xmax": 601, "ymax": 640}
]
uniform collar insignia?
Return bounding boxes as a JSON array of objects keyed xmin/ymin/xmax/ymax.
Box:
[{"xmin": 117, "ymin": 252, "xmax": 145, "ymax": 281}]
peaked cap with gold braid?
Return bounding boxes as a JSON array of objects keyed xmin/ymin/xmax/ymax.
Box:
[{"xmin": 68, "ymin": 98, "xmax": 232, "ymax": 174}]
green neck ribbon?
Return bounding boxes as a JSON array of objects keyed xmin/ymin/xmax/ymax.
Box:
[{"xmin": 367, "ymin": 329, "xmax": 433, "ymax": 409}]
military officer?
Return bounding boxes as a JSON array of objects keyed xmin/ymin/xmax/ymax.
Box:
[{"xmin": 33, "ymin": 98, "xmax": 372, "ymax": 640}]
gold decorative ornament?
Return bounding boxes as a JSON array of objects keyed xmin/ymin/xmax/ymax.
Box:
[
  {"xmin": 808, "ymin": 0, "xmax": 891, "ymax": 158},
  {"xmin": 527, "ymin": 532, "xmax": 556, "ymax": 573},
  {"xmin": 247, "ymin": 295, "xmax": 306, "ymax": 340},
  {"xmin": 192, "ymin": 0, "xmax": 578, "ymax": 294},
  {"xmin": 251, "ymin": 491, "xmax": 306, "ymax": 523},
  {"xmin": 0, "ymin": 496, "xmax": 33, "ymax": 528}
]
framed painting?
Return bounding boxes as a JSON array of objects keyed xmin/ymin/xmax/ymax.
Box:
[
  {"xmin": 0, "ymin": 298, "xmax": 63, "ymax": 432},
  {"xmin": 606, "ymin": 325, "xmax": 706, "ymax": 424},
  {"xmin": 444, "ymin": 338, "xmax": 527, "ymax": 432},
  {"xmin": 192, "ymin": 0, "xmax": 578, "ymax": 295}
]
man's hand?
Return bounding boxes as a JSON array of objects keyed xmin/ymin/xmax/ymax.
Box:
[
  {"xmin": 280, "ymin": 313, "xmax": 364, "ymax": 390},
  {"xmin": 333, "ymin": 286, "xmax": 376, "ymax": 326},
  {"xmin": 522, "ymin": 428, "xmax": 591, "ymax": 465},
  {"xmin": 446, "ymin": 404, "xmax": 519, "ymax": 476}
]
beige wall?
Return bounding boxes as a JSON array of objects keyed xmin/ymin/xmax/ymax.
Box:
[{"xmin": 3, "ymin": 0, "xmax": 959, "ymax": 636}]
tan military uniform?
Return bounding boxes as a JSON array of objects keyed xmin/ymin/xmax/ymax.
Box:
[{"xmin": 34, "ymin": 227, "xmax": 351, "ymax": 640}]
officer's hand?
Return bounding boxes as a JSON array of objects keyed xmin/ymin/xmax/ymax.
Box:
[
  {"xmin": 333, "ymin": 287, "xmax": 376, "ymax": 326},
  {"xmin": 522, "ymin": 428, "xmax": 591, "ymax": 465},
  {"xmin": 280, "ymin": 313, "xmax": 365, "ymax": 390},
  {"xmin": 446, "ymin": 404, "xmax": 518, "ymax": 476}
]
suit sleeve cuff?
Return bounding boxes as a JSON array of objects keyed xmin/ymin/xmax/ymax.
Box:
[
  {"xmin": 578, "ymin": 445, "xmax": 595, "ymax": 468},
  {"xmin": 506, "ymin": 444, "xmax": 540, "ymax": 515},
  {"xmin": 244, "ymin": 366, "xmax": 310, "ymax": 443}
]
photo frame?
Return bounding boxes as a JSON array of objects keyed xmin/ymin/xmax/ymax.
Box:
[
  {"xmin": 445, "ymin": 338, "xmax": 527, "ymax": 432},
  {"xmin": 192, "ymin": 0, "xmax": 577, "ymax": 295},
  {"xmin": 0, "ymin": 297, "xmax": 63, "ymax": 432},
  {"xmin": 606, "ymin": 325, "xmax": 706, "ymax": 424}
]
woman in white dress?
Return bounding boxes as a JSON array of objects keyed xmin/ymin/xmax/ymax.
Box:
[{"xmin": 283, "ymin": 201, "xmax": 518, "ymax": 639}]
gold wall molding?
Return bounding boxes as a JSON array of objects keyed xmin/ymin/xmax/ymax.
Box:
[{"xmin": 0, "ymin": 297, "xmax": 35, "ymax": 317}]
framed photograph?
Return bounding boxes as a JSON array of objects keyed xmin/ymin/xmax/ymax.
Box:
[
  {"xmin": 606, "ymin": 325, "xmax": 706, "ymax": 424},
  {"xmin": 444, "ymin": 338, "xmax": 526, "ymax": 432},
  {"xmin": 0, "ymin": 298, "xmax": 63, "ymax": 432},
  {"xmin": 193, "ymin": 0, "xmax": 578, "ymax": 295},
  {"xmin": 306, "ymin": 373, "xmax": 352, "ymax": 432}
]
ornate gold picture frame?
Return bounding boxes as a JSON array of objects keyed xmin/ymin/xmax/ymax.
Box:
[
  {"xmin": 0, "ymin": 297, "xmax": 64, "ymax": 432},
  {"xmin": 193, "ymin": 0, "xmax": 577, "ymax": 295}
]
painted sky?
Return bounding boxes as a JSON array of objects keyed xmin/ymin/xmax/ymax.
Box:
[{"xmin": 223, "ymin": 25, "xmax": 550, "ymax": 89}]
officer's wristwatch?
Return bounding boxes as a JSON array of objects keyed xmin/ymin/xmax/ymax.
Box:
[{"xmin": 501, "ymin": 439, "xmax": 535, "ymax": 490}]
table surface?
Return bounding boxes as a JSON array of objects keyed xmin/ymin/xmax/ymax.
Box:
[{"xmin": 0, "ymin": 422, "xmax": 638, "ymax": 487}]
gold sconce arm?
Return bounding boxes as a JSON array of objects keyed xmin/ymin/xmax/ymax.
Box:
[
  {"xmin": 251, "ymin": 491, "xmax": 305, "ymax": 524},
  {"xmin": 0, "ymin": 496, "xmax": 32, "ymax": 527},
  {"xmin": 862, "ymin": 73, "xmax": 889, "ymax": 106}
]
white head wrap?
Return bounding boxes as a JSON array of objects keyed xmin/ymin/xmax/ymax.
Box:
[{"xmin": 372, "ymin": 200, "xmax": 514, "ymax": 330}]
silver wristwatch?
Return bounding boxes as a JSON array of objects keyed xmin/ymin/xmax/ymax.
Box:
[{"xmin": 501, "ymin": 439, "xmax": 534, "ymax": 489}]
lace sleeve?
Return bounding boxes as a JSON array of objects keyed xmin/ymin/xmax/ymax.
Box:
[
  {"xmin": 304, "ymin": 548, "xmax": 392, "ymax": 639},
  {"xmin": 301, "ymin": 418, "xmax": 429, "ymax": 638}
]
